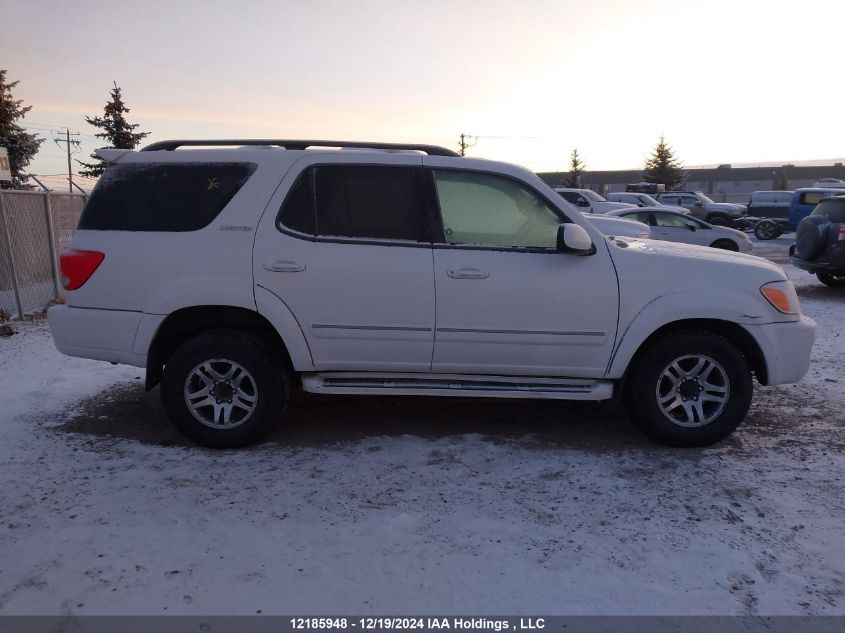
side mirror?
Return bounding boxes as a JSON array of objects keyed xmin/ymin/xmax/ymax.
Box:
[
  {"xmin": 557, "ymin": 224, "xmax": 594, "ymax": 255},
  {"xmin": 576, "ymin": 199, "xmax": 590, "ymax": 208},
  {"xmin": 686, "ymin": 223, "xmax": 697, "ymax": 232}
]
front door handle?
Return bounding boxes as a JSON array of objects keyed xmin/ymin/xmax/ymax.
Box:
[
  {"xmin": 447, "ymin": 267, "xmax": 490, "ymax": 280},
  {"xmin": 264, "ymin": 259, "xmax": 306, "ymax": 273}
]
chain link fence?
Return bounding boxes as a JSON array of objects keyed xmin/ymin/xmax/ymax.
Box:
[{"xmin": 0, "ymin": 190, "xmax": 86, "ymax": 320}]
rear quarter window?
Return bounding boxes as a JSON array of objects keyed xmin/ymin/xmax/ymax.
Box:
[
  {"xmin": 78, "ymin": 162, "xmax": 256, "ymax": 231},
  {"xmin": 799, "ymin": 191, "xmax": 826, "ymax": 206}
]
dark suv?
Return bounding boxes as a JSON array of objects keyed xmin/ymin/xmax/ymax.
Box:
[{"xmin": 790, "ymin": 195, "xmax": 845, "ymax": 286}]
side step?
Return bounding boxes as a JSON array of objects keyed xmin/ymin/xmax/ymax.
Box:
[{"xmin": 301, "ymin": 372, "xmax": 614, "ymax": 401}]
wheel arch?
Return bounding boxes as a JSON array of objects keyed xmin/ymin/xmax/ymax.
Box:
[
  {"xmin": 145, "ymin": 304, "xmax": 310, "ymax": 390},
  {"xmin": 610, "ymin": 318, "xmax": 768, "ymax": 388}
]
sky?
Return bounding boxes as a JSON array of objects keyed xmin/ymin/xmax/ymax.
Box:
[{"xmin": 2, "ymin": 0, "xmax": 844, "ymax": 190}]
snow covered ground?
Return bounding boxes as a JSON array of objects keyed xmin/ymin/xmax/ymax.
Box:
[{"xmin": 1, "ymin": 237, "xmax": 843, "ymax": 615}]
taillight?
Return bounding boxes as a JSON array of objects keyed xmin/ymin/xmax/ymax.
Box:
[
  {"xmin": 839, "ymin": 226, "xmax": 845, "ymax": 241},
  {"xmin": 60, "ymin": 250, "xmax": 105, "ymax": 290}
]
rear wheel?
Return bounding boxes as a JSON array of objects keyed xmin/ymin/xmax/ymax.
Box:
[
  {"xmin": 711, "ymin": 239, "xmax": 739, "ymax": 251},
  {"xmin": 161, "ymin": 330, "xmax": 288, "ymax": 447},
  {"xmin": 754, "ymin": 219, "xmax": 779, "ymax": 240},
  {"xmin": 708, "ymin": 216, "xmax": 729, "ymax": 226},
  {"xmin": 817, "ymin": 272, "xmax": 845, "ymax": 287},
  {"xmin": 624, "ymin": 331, "xmax": 753, "ymax": 447}
]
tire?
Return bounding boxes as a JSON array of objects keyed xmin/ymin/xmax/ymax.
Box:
[
  {"xmin": 794, "ymin": 215, "xmax": 830, "ymax": 260},
  {"xmin": 754, "ymin": 219, "xmax": 778, "ymax": 240},
  {"xmin": 161, "ymin": 330, "xmax": 288, "ymax": 448},
  {"xmin": 708, "ymin": 215, "xmax": 729, "ymax": 226},
  {"xmin": 623, "ymin": 331, "xmax": 753, "ymax": 447},
  {"xmin": 817, "ymin": 272, "xmax": 845, "ymax": 287},
  {"xmin": 711, "ymin": 239, "xmax": 739, "ymax": 251}
]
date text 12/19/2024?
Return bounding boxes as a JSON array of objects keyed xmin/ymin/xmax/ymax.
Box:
[{"xmin": 290, "ymin": 619, "xmax": 546, "ymax": 631}]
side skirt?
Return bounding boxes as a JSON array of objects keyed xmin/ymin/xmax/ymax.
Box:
[{"xmin": 301, "ymin": 372, "xmax": 614, "ymax": 400}]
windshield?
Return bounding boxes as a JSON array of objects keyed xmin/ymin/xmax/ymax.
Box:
[
  {"xmin": 637, "ymin": 194, "xmax": 660, "ymax": 206},
  {"xmin": 695, "ymin": 192, "xmax": 715, "ymax": 205},
  {"xmin": 581, "ymin": 190, "xmax": 606, "ymax": 202}
]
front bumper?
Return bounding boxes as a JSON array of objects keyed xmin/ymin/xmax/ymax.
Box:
[
  {"xmin": 745, "ymin": 315, "xmax": 816, "ymax": 386},
  {"xmin": 48, "ymin": 305, "xmax": 147, "ymax": 367}
]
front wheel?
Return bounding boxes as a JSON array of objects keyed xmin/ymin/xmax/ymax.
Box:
[
  {"xmin": 624, "ymin": 331, "xmax": 753, "ymax": 446},
  {"xmin": 817, "ymin": 272, "xmax": 845, "ymax": 287},
  {"xmin": 161, "ymin": 330, "xmax": 288, "ymax": 448}
]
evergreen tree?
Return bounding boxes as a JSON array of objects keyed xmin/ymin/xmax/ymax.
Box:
[
  {"xmin": 565, "ymin": 148, "xmax": 585, "ymax": 188},
  {"xmin": 0, "ymin": 69, "xmax": 44, "ymax": 189},
  {"xmin": 643, "ymin": 135, "xmax": 686, "ymax": 190},
  {"xmin": 78, "ymin": 82, "xmax": 149, "ymax": 177}
]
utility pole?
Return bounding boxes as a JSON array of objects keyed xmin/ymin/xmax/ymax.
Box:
[
  {"xmin": 54, "ymin": 128, "xmax": 81, "ymax": 193},
  {"xmin": 458, "ymin": 133, "xmax": 477, "ymax": 157}
]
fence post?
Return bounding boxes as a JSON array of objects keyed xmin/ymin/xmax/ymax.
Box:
[
  {"xmin": 43, "ymin": 191, "xmax": 62, "ymax": 300},
  {"xmin": 0, "ymin": 191, "xmax": 24, "ymax": 319}
]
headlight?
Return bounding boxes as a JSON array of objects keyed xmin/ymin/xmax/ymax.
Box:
[{"xmin": 760, "ymin": 280, "xmax": 799, "ymax": 314}]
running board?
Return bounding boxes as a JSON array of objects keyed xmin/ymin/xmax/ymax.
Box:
[{"xmin": 301, "ymin": 372, "xmax": 614, "ymax": 400}]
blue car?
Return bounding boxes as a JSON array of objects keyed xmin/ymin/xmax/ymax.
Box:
[{"xmin": 789, "ymin": 188, "xmax": 845, "ymax": 228}]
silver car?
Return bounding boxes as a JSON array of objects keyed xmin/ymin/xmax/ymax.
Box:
[{"xmin": 606, "ymin": 209, "xmax": 752, "ymax": 252}]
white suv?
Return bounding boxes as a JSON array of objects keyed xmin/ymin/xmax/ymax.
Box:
[{"xmin": 49, "ymin": 140, "xmax": 816, "ymax": 448}]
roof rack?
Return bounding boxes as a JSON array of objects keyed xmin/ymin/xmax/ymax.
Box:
[{"xmin": 140, "ymin": 139, "xmax": 461, "ymax": 157}]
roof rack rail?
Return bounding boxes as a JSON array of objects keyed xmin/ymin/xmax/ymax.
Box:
[{"xmin": 140, "ymin": 139, "xmax": 461, "ymax": 157}]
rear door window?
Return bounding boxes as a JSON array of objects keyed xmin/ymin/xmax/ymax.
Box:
[
  {"xmin": 277, "ymin": 165, "xmax": 428, "ymax": 242},
  {"xmin": 79, "ymin": 162, "xmax": 256, "ymax": 231}
]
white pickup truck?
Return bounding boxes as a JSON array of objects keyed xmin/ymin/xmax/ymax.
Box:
[{"xmin": 49, "ymin": 139, "xmax": 815, "ymax": 449}]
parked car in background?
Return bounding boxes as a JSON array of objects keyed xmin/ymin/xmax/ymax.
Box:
[
  {"xmin": 747, "ymin": 191, "xmax": 793, "ymax": 219},
  {"xmin": 583, "ymin": 212, "xmax": 651, "ymax": 238},
  {"xmin": 657, "ymin": 191, "xmax": 746, "ymax": 226},
  {"xmin": 554, "ymin": 188, "xmax": 637, "ymax": 213},
  {"xmin": 606, "ymin": 191, "xmax": 690, "ymax": 214},
  {"xmin": 733, "ymin": 190, "xmax": 794, "ymax": 240},
  {"xmin": 606, "ymin": 208, "xmax": 752, "ymax": 252},
  {"xmin": 625, "ymin": 182, "xmax": 665, "ymax": 194},
  {"xmin": 48, "ymin": 139, "xmax": 815, "ymax": 449},
  {"xmin": 788, "ymin": 187, "xmax": 845, "ymax": 229},
  {"xmin": 814, "ymin": 178, "xmax": 845, "ymax": 189},
  {"xmin": 790, "ymin": 195, "xmax": 845, "ymax": 286}
]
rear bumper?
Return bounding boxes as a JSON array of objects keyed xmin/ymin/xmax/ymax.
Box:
[
  {"xmin": 48, "ymin": 305, "xmax": 147, "ymax": 367},
  {"xmin": 745, "ymin": 315, "xmax": 816, "ymax": 386},
  {"xmin": 791, "ymin": 253, "xmax": 845, "ymax": 275}
]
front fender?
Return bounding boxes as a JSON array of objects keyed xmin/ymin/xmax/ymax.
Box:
[{"xmin": 605, "ymin": 289, "xmax": 777, "ymax": 379}]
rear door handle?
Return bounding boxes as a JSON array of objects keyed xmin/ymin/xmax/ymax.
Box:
[
  {"xmin": 447, "ymin": 267, "xmax": 490, "ymax": 280},
  {"xmin": 264, "ymin": 259, "xmax": 306, "ymax": 272}
]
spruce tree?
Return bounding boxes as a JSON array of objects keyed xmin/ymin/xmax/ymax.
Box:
[
  {"xmin": 0, "ymin": 69, "xmax": 44, "ymax": 189},
  {"xmin": 565, "ymin": 148, "xmax": 585, "ymax": 188},
  {"xmin": 643, "ymin": 135, "xmax": 686, "ymax": 190},
  {"xmin": 78, "ymin": 82, "xmax": 149, "ymax": 178}
]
